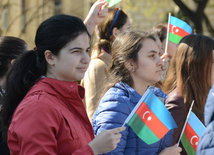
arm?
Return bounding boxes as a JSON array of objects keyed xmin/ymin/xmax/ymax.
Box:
[
  {"xmin": 165, "ymin": 97, "xmax": 186, "ymax": 145},
  {"xmin": 92, "ymin": 92, "xmax": 131, "ymax": 155},
  {"xmin": 84, "ymin": 0, "xmax": 108, "ymax": 35}
]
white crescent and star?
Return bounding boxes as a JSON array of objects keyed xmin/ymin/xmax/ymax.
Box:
[
  {"xmin": 171, "ymin": 26, "xmax": 179, "ymax": 34},
  {"xmin": 190, "ymin": 135, "xmax": 199, "ymax": 145},
  {"xmin": 142, "ymin": 111, "xmax": 152, "ymax": 121}
]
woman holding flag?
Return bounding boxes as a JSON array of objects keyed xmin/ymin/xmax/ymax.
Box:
[
  {"xmin": 0, "ymin": 0, "xmax": 126, "ymax": 154},
  {"xmin": 92, "ymin": 30, "xmax": 182, "ymax": 154},
  {"xmin": 163, "ymin": 34, "xmax": 214, "ymax": 154}
]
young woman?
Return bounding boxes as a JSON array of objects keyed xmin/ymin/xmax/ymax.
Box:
[
  {"xmin": 92, "ymin": 30, "xmax": 182, "ymax": 154},
  {"xmin": 0, "ymin": 2, "xmax": 125, "ymax": 154},
  {"xmin": 163, "ymin": 34, "xmax": 214, "ymax": 155},
  {"xmin": 82, "ymin": 7, "xmax": 131, "ymax": 121},
  {"xmin": 0, "ymin": 36, "xmax": 29, "ymax": 155},
  {"xmin": 152, "ymin": 23, "xmax": 177, "ymax": 60}
]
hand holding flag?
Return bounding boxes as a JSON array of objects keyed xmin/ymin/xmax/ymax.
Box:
[
  {"xmin": 178, "ymin": 101, "xmax": 206, "ymax": 155},
  {"xmin": 123, "ymin": 89, "xmax": 177, "ymax": 145}
]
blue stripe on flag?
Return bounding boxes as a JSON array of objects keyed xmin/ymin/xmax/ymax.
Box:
[
  {"xmin": 170, "ymin": 16, "xmax": 192, "ymax": 34},
  {"xmin": 144, "ymin": 91, "xmax": 177, "ymax": 130},
  {"xmin": 188, "ymin": 111, "xmax": 205, "ymax": 137}
]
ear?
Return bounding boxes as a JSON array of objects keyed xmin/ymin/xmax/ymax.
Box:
[
  {"xmin": 10, "ymin": 59, "xmax": 16, "ymax": 65},
  {"xmin": 112, "ymin": 27, "xmax": 120, "ymax": 38},
  {"xmin": 44, "ymin": 50, "xmax": 55, "ymax": 66},
  {"xmin": 125, "ymin": 60, "xmax": 136, "ymax": 72}
]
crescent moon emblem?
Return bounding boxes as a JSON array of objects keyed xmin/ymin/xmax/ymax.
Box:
[
  {"xmin": 172, "ymin": 25, "xmax": 176, "ymax": 34},
  {"xmin": 143, "ymin": 111, "xmax": 150, "ymax": 119},
  {"xmin": 190, "ymin": 135, "xmax": 199, "ymax": 145}
]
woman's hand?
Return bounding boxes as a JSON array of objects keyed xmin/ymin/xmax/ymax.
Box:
[
  {"xmin": 159, "ymin": 144, "xmax": 182, "ymax": 155},
  {"xmin": 88, "ymin": 127, "xmax": 126, "ymax": 155},
  {"xmin": 160, "ymin": 53, "xmax": 169, "ymax": 80},
  {"xmin": 84, "ymin": 0, "xmax": 108, "ymax": 35}
]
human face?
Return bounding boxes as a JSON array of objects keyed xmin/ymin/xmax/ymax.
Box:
[
  {"xmin": 162, "ymin": 39, "xmax": 177, "ymax": 59},
  {"xmin": 49, "ymin": 33, "xmax": 90, "ymax": 81},
  {"xmin": 131, "ymin": 39, "xmax": 164, "ymax": 86}
]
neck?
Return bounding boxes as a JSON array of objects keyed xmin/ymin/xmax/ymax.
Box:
[
  {"xmin": 131, "ymin": 81, "xmax": 149, "ymax": 96},
  {"xmin": 0, "ymin": 75, "xmax": 6, "ymax": 90}
]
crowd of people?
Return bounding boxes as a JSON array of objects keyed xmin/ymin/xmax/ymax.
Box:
[{"xmin": 0, "ymin": 0, "xmax": 214, "ymax": 154}]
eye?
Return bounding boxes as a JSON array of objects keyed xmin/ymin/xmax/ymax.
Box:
[
  {"xmin": 86, "ymin": 48, "xmax": 91, "ymax": 53},
  {"xmin": 149, "ymin": 54, "xmax": 155, "ymax": 58},
  {"xmin": 71, "ymin": 50, "xmax": 80, "ymax": 53}
]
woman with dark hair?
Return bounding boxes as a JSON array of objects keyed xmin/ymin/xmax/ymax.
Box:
[
  {"xmin": 92, "ymin": 30, "xmax": 182, "ymax": 154},
  {"xmin": 163, "ymin": 34, "xmax": 214, "ymax": 155},
  {"xmin": 0, "ymin": 36, "xmax": 29, "ymax": 155},
  {"xmin": 82, "ymin": 7, "xmax": 131, "ymax": 121},
  {"xmin": 0, "ymin": 1, "xmax": 125, "ymax": 154}
]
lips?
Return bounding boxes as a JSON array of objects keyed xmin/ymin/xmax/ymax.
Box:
[{"xmin": 77, "ymin": 67, "xmax": 88, "ymax": 72}]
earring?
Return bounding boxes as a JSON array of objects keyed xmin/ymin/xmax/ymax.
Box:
[{"xmin": 131, "ymin": 68, "xmax": 134, "ymax": 72}]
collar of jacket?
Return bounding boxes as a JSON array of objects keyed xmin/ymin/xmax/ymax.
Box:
[
  {"xmin": 27, "ymin": 77, "xmax": 85, "ymax": 101},
  {"xmin": 114, "ymin": 81, "xmax": 142, "ymax": 104},
  {"xmin": 91, "ymin": 49, "xmax": 112, "ymax": 66}
]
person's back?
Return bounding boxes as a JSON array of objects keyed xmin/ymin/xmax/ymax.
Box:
[{"xmin": 82, "ymin": 8, "xmax": 131, "ymax": 121}]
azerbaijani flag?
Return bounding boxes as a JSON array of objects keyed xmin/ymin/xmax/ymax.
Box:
[
  {"xmin": 181, "ymin": 111, "xmax": 205, "ymax": 155},
  {"xmin": 123, "ymin": 89, "xmax": 177, "ymax": 145},
  {"xmin": 107, "ymin": 0, "xmax": 122, "ymax": 7},
  {"xmin": 169, "ymin": 15, "xmax": 192, "ymax": 44}
]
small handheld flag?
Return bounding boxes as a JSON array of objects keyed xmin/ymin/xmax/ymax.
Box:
[
  {"xmin": 107, "ymin": 0, "xmax": 122, "ymax": 7},
  {"xmin": 123, "ymin": 89, "xmax": 177, "ymax": 145},
  {"xmin": 168, "ymin": 15, "xmax": 192, "ymax": 44},
  {"xmin": 180, "ymin": 112, "xmax": 205, "ymax": 155},
  {"xmin": 165, "ymin": 13, "xmax": 192, "ymax": 54}
]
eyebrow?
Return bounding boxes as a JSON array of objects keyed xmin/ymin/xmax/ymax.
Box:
[
  {"xmin": 69, "ymin": 47, "xmax": 90, "ymax": 51},
  {"xmin": 148, "ymin": 50, "xmax": 158, "ymax": 54}
]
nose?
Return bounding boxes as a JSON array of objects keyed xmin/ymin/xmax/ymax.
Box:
[
  {"xmin": 81, "ymin": 52, "xmax": 90, "ymax": 64},
  {"xmin": 157, "ymin": 56, "xmax": 164, "ymax": 67}
]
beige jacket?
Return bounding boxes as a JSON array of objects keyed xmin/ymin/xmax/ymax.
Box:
[{"xmin": 81, "ymin": 50, "xmax": 111, "ymax": 122}]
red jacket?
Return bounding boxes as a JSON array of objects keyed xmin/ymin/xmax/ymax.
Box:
[{"xmin": 8, "ymin": 77, "xmax": 95, "ymax": 155}]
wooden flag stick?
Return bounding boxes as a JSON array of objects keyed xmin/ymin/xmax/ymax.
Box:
[
  {"xmin": 177, "ymin": 100, "xmax": 195, "ymax": 146},
  {"xmin": 164, "ymin": 13, "xmax": 171, "ymax": 54}
]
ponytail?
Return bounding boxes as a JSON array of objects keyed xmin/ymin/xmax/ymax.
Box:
[{"xmin": 1, "ymin": 50, "xmax": 42, "ymax": 141}]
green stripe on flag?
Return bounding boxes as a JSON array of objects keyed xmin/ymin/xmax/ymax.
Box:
[
  {"xmin": 169, "ymin": 33, "xmax": 182, "ymax": 44},
  {"xmin": 128, "ymin": 113, "xmax": 160, "ymax": 145},
  {"xmin": 181, "ymin": 133, "xmax": 196, "ymax": 155}
]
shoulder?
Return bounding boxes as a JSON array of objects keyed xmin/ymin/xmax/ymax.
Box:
[
  {"xmin": 149, "ymin": 86, "xmax": 167, "ymax": 104},
  {"xmin": 197, "ymin": 121, "xmax": 214, "ymax": 154},
  {"xmin": 204, "ymin": 84, "xmax": 214, "ymax": 126},
  {"xmin": 10, "ymin": 91, "xmax": 61, "ymax": 130},
  {"xmin": 165, "ymin": 88, "xmax": 184, "ymax": 107}
]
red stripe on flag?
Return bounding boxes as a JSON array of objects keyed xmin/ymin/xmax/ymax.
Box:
[
  {"xmin": 136, "ymin": 102, "xmax": 169, "ymax": 139},
  {"xmin": 184, "ymin": 122, "xmax": 199, "ymax": 151},
  {"xmin": 169, "ymin": 24, "xmax": 190, "ymax": 37}
]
